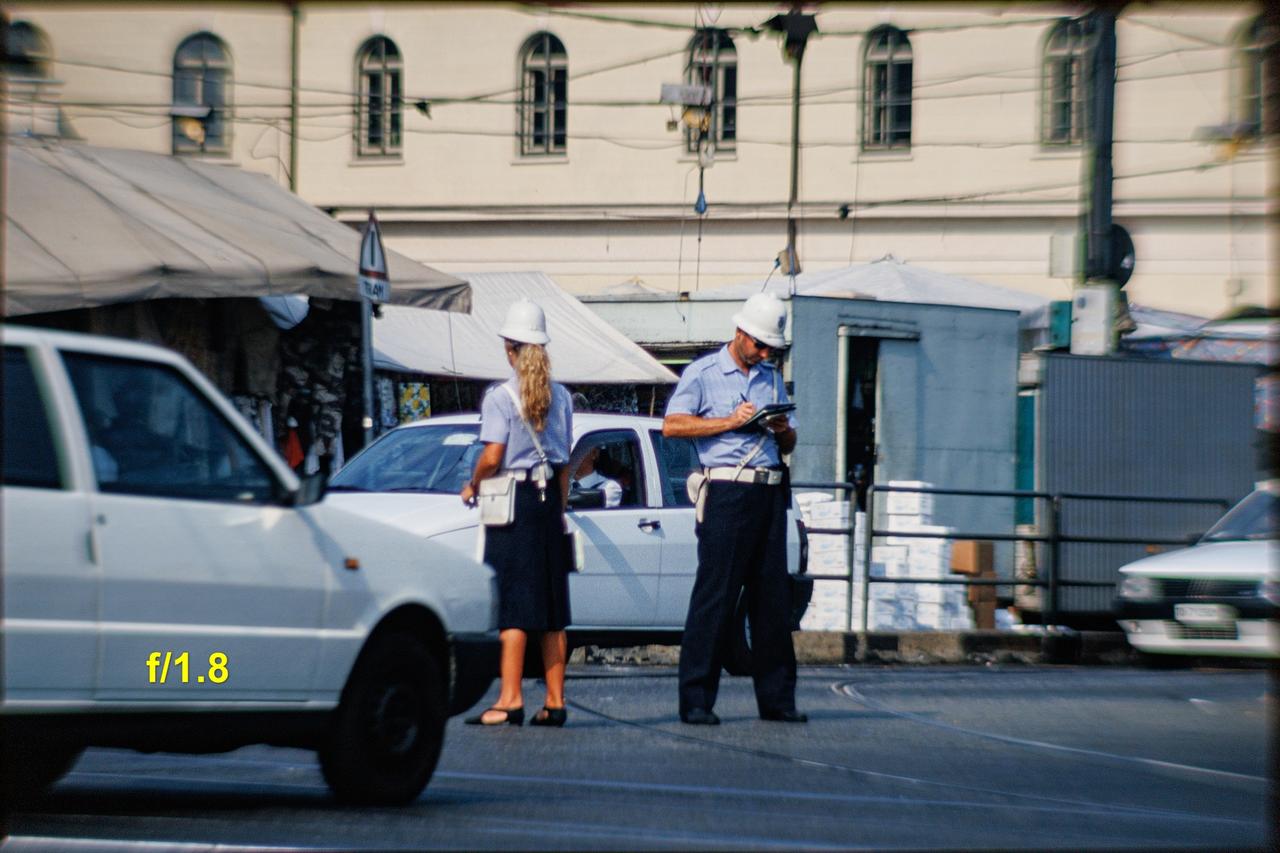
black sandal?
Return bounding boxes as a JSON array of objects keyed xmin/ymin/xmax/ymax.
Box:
[
  {"xmin": 464, "ymin": 706, "xmax": 524, "ymax": 726},
  {"xmin": 529, "ymin": 706, "xmax": 567, "ymax": 727}
]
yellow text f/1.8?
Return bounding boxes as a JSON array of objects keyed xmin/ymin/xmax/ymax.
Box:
[{"xmin": 146, "ymin": 651, "xmax": 229, "ymax": 685}]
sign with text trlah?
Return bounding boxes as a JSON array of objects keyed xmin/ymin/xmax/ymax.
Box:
[{"xmin": 358, "ymin": 212, "xmax": 390, "ymax": 303}]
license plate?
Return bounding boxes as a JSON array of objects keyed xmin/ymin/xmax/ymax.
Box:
[{"xmin": 1174, "ymin": 603, "xmax": 1236, "ymax": 625}]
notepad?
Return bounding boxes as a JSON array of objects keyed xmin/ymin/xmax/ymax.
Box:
[{"xmin": 740, "ymin": 402, "xmax": 796, "ymax": 430}]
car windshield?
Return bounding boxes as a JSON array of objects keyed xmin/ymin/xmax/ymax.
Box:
[
  {"xmin": 330, "ymin": 424, "xmax": 482, "ymax": 494},
  {"xmin": 1200, "ymin": 487, "xmax": 1279, "ymax": 542}
]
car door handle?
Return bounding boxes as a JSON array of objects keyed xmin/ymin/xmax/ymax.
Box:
[{"xmin": 638, "ymin": 518, "xmax": 661, "ymax": 532}]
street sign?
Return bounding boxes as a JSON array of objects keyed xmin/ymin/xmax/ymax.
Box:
[
  {"xmin": 358, "ymin": 212, "xmax": 390, "ymax": 303},
  {"xmin": 660, "ymin": 83, "xmax": 712, "ymax": 106}
]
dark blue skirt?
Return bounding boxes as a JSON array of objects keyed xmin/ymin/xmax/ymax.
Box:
[{"xmin": 483, "ymin": 478, "xmax": 572, "ymax": 631}]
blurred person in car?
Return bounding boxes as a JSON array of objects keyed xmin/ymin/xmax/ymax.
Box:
[
  {"xmin": 571, "ymin": 445, "xmax": 623, "ymax": 508},
  {"xmin": 461, "ymin": 298, "xmax": 574, "ymax": 728},
  {"xmin": 662, "ymin": 292, "xmax": 805, "ymax": 726},
  {"xmin": 101, "ymin": 382, "xmax": 168, "ymax": 480}
]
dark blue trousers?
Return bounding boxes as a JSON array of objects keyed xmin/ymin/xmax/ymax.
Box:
[{"xmin": 678, "ymin": 480, "xmax": 798, "ymax": 716}]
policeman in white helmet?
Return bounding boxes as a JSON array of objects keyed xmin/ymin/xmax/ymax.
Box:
[
  {"xmin": 662, "ymin": 292, "xmax": 805, "ymax": 725},
  {"xmin": 462, "ymin": 298, "xmax": 576, "ymax": 728}
]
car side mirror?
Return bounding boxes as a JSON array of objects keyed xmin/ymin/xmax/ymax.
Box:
[
  {"xmin": 567, "ymin": 487, "xmax": 606, "ymax": 510},
  {"xmin": 283, "ymin": 471, "xmax": 328, "ymax": 507}
]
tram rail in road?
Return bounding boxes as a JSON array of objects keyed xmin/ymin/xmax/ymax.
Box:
[{"xmin": 4, "ymin": 665, "xmax": 1271, "ymax": 851}]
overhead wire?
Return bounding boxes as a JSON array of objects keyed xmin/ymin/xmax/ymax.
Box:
[
  {"xmin": 39, "ymin": 40, "xmax": 1234, "ymax": 113},
  {"xmin": 28, "ymin": 98, "xmax": 1243, "ymax": 150}
]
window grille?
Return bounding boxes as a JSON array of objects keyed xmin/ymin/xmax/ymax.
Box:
[
  {"xmin": 863, "ymin": 26, "xmax": 912, "ymax": 150},
  {"xmin": 1041, "ymin": 19, "xmax": 1088, "ymax": 146},
  {"xmin": 685, "ymin": 29, "xmax": 736, "ymax": 154},
  {"xmin": 1239, "ymin": 16, "xmax": 1279, "ymax": 137},
  {"xmin": 356, "ymin": 36, "xmax": 403, "ymax": 157},
  {"xmin": 519, "ymin": 32, "xmax": 567, "ymax": 156},
  {"xmin": 4, "ymin": 21, "xmax": 51, "ymax": 79},
  {"xmin": 172, "ymin": 33, "xmax": 231, "ymax": 155}
]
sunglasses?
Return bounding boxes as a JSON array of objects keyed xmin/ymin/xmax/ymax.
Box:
[{"xmin": 745, "ymin": 333, "xmax": 783, "ymax": 353}]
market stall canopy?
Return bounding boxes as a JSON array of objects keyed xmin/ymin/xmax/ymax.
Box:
[
  {"xmin": 710, "ymin": 256, "xmax": 1049, "ymax": 328},
  {"xmin": 373, "ymin": 272, "xmax": 677, "ymax": 384},
  {"xmin": 4, "ymin": 139, "xmax": 470, "ymax": 316}
]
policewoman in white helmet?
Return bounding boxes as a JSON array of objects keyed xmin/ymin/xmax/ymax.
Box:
[
  {"xmin": 461, "ymin": 298, "xmax": 574, "ymax": 727},
  {"xmin": 662, "ymin": 292, "xmax": 806, "ymax": 725}
]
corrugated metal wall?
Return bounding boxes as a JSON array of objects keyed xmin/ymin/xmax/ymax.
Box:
[
  {"xmin": 1038, "ymin": 354, "xmax": 1261, "ymax": 611},
  {"xmin": 790, "ymin": 297, "xmax": 1021, "ymax": 579}
]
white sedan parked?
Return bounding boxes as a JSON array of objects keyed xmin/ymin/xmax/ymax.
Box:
[
  {"xmin": 2, "ymin": 326, "xmax": 498, "ymax": 804},
  {"xmin": 1115, "ymin": 481, "xmax": 1278, "ymax": 658},
  {"xmin": 326, "ymin": 413, "xmax": 810, "ymax": 653}
]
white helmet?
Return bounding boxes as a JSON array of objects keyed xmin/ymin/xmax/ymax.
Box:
[
  {"xmin": 733, "ymin": 292, "xmax": 788, "ymax": 348},
  {"xmin": 498, "ymin": 297, "xmax": 550, "ymax": 345}
]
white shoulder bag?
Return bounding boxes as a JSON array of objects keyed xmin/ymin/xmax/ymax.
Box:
[
  {"xmin": 477, "ymin": 385, "xmax": 553, "ymax": 527},
  {"xmin": 477, "ymin": 474, "xmax": 516, "ymax": 527}
]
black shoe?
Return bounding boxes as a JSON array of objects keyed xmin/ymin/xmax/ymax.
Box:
[
  {"xmin": 530, "ymin": 706, "xmax": 567, "ymax": 727},
  {"xmin": 464, "ymin": 706, "xmax": 524, "ymax": 726},
  {"xmin": 760, "ymin": 709, "xmax": 808, "ymax": 723},
  {"xmin": 680, "ymin": 708, "xmax": 720, "ymax": 725}
]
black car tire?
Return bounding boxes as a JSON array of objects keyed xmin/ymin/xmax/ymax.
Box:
[
  {"xmin": 1, "ymin": 739, "xmax": 82, "ymax": 804},
  {"xmin": 319, "ymin": 631, "xmax": 446, "ymax": 805},
  {"xmin": 723, "ymin": 576, "xmax": 814, "ymax": 677}
]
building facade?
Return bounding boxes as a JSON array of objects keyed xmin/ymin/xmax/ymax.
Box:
[{"xmin": 5, "ymin": 2, "xmax": 1275, "ymax": 317}]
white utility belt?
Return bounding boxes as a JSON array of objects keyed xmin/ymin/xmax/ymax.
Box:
[
  {"xmin": 502, "ymin": 464, "xmax": 557, "ymax": 482},
  {"xmin": 705, "ymin": 466, "xmax": 784, "ymax": 486}
]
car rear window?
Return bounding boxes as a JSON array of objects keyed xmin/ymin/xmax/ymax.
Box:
[
  {"xmin": 650, "ymin": 430, "xmax": 699, "ymax": 507},
  {"xmin": 330, "ymin": 424, "xmax": 483, "ymax": 494},
  {"xmin": 2, "ymin": 346, "xmax": 63, "ymax": 490}
]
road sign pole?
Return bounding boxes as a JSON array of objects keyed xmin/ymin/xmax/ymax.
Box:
[
  {"xmin": 361, "ymin": 295, "xmax": 374, "ymax": 448},
  {"xmin": 357, "ymin": 211, "xmax": 390, "ymax": 449}
]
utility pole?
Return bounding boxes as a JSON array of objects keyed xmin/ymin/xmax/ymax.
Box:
[
  {"xmin": 1082, "ymin": 6, "xmax": 1117, "ymax": 289},
  {"xmin": 766, "ymin": 8, "xmax": 818, "ymax": 286},
  {"xmin": 1078, "ymin": 3, "xmax": 1135, "ymax": 355}
]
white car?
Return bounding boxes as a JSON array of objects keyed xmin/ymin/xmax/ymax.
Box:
[
  {"xmin": 326, "ymin": 412, "xmax": 810, "ymax": 658},
  {"xmin": 1, "ymin": 326, "xmax": 498, "ymax": 804},
  {"xmin": 1115, "ymin": 481, "xmax": 1278, "ymax": 658}
]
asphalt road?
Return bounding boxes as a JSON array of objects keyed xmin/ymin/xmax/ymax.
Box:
[{"xmin": 5, "ymin": 665, "xmax": 1273, "ymax": 850}]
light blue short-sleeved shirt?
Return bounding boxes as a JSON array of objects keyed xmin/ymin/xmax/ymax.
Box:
[
  {"xmin": 479, "ymin": 377, "xmax": 573, "ymax": 469},
  {"xmin": 664, "ymin": 345, "xmax": 796, "ymax": 468}
]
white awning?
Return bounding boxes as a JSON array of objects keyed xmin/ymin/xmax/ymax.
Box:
[
  {"xmin": 373, "ymin": 272, "xmax": 677, "ymax": 385},
  {"xmin": 4, "ymin": 139, "xmax": 470, "ymax": 315},
  {"xmin": 707, "ymin": 256, "xmax": 1048, "ymax": 327}
]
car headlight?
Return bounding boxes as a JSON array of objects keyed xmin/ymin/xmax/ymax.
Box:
[
  {"xmin": 1119, "ymin": 576, "xmax": 1159, "ymax": 601},
  {"xmin": 1260, "ymin": 578, "xmax": 1280, "ymax": 607}
]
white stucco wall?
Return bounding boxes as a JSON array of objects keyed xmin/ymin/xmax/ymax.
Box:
[{"xmin": 7, "ymin": 1, "xmax": 1272, "ymax": 316}]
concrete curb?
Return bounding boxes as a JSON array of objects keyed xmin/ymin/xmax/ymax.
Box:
[{"xmin": 571, "ymin": 631, "xmax": 1138, "ymax": 667}]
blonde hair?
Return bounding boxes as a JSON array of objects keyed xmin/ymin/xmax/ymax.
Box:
[{"xmin": 513, "ymin": 343, "xmax": 553, "ymax": 432}]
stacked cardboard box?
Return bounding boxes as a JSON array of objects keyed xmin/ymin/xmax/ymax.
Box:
[
  {"xmin": 794, "ymin": 487, "xmax": 980, "ymax": 632},
  {"xmin": 952, "ymin": 540, "xmax": 997, "ymax": 629},
  {"xmin": 871, "ymin": 481, "xmax": 974, "ymax": 631},
  {"xmin": 796, "ymin": 496, "xmax": 864, "ymax": 631}
]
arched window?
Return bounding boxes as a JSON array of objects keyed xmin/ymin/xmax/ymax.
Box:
[
  {"xmin": 863, "ymin": 26, "xmax": 912, "ymax": 149},
  {"xmin": 4, "ymin": 21, "xmax": 52, "ymax": 80},
  {"xmin": 686, "ymin": 29, "xmax": 736, "ymax": 154},
  {"xmin": 519, "ymin": 32, "xmax": 567, "ymax": 156},
  {"xmin": 1041, "ymin": 18, "xmax": 1088, "ymax": 145},
  {"xmin": 356, "ymin": 36, "xmax": 403, "ymax": 157},
  {"xmin": 172, "ymin": 33, "xmax": 231, "ymax": 155},
  {"xmin": 1239, "ymin": 16, "xmax": 1279, "ymax": 137}
]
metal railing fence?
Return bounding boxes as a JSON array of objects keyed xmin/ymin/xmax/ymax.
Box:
[{"xmin": 791, "ymin": 480, "xmax": 1230, "ymax": 630}]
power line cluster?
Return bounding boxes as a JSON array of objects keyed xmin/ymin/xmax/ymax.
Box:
[{"xmin": 4, "ymin": 6, "xmax": 1265, "ymax": 205}]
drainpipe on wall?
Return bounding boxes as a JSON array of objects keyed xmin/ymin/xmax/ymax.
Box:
[{"xmin": 289, "ymin": 1, "xmax": 300, "ymax": 192}]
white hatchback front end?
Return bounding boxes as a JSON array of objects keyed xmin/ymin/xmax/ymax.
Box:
[{"xmin": 1115, "ymin": 483, "xmax": 1278, "ymax": 658}]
